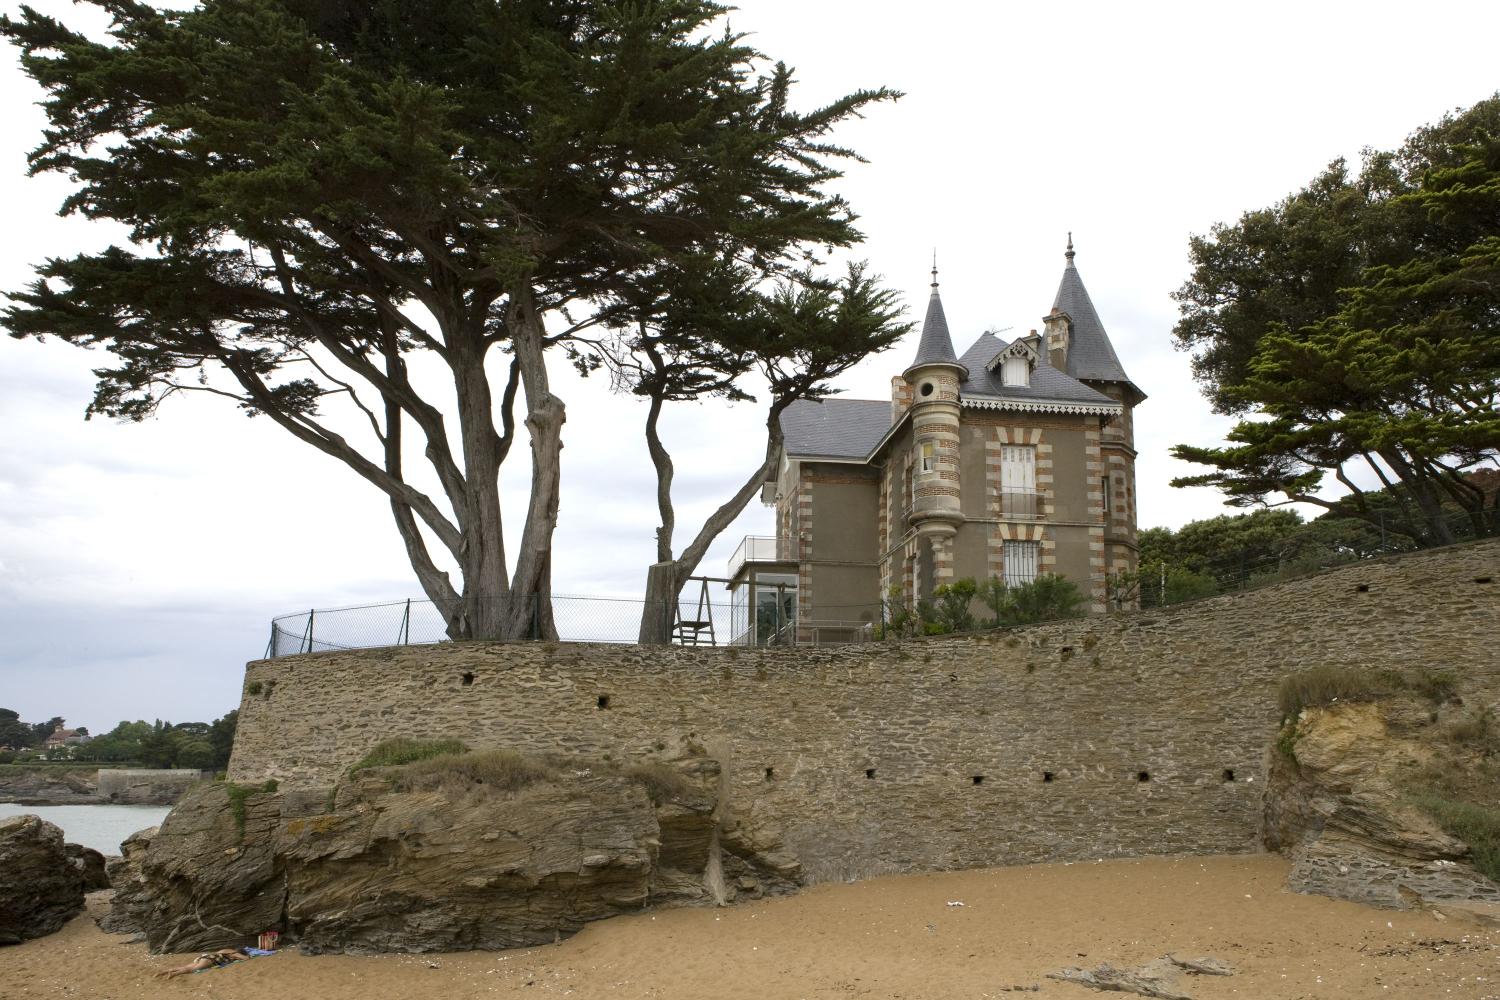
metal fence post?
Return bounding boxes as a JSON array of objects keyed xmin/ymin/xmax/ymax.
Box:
[
  {"xmin": 530, "ymin": 594, "xmax": 540, "ymax": 640},
  {"xmin": 400, "ymin": 599, "xmax": 411, "ymax": 645},
  {"xmin": 302, "ymin": 609, "xmax": 315, "ymax": 654}
]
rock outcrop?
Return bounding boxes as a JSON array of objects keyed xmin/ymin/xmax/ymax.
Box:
[
  {"xmin": 0, "ymin": 815, "xmax": 86, "ymax": 944},
  {"xmin": 1264, "ymin": 699, "xmax": 1500, "ymax": 910},
  {"xmin": 65, "ymin": 843, "xmax": 110, "ymax": 891},
  {"xmin": 95, "ymin": 826, "xmax": 157, "ymax": 935},
  {"xmin": 112, "ymin": 753, "xmax": 801, "ymax": 954},
  {"xmin": 0, "ymin": 768, "xmax": 99, "ymax": 805}
]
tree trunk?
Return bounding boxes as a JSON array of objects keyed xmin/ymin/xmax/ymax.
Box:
[
  {"xmin": 638, "ymin": 561, "xmax": 680, "ymax": 645},
  {"xmin": 1380, "ymin": 448, "xmax": 1456, "ymax": 546},
  {"xmin": 634, "ymin": 406, "xmax": 786, "ymax": 644},
  {"xmin": 503, "ymin": 288, "xmax": 564, "ymax": 640},
  {"xmin": 449, "ymin": 337, "xmax": 511, "ymax": 639}
]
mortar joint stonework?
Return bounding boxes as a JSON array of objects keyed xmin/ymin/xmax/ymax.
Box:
[{"xmin": 229, "ymin": 541, "xmax": 1500, "ymax": 883}]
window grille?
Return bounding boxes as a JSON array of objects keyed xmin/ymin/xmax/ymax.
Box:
[{"xmin": 1004, "ymin": 540, "xmax": 1040, "ymax": 585}]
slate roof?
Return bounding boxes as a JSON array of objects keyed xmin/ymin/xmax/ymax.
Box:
[
  {"xmin": 904, "ymin": 284, "xmax": 965, "ymax": 373},
  {"xmin": 1052, "ymin": 246, "xmax": 1144, "ymax": 400},
  {"xmin": 781, "ymin": 397, "xmax": 893, "ymax": 459},
  {"xmin": 956, "ymin": 333, "xmax": 1118, "ymax": 406}
]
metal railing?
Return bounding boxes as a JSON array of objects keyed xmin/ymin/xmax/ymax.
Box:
[
  {"xmin": 727, "ymin": 535, "xmax": 792, "ymax": 578},
  {"xmin": 997, "ymin": 488, "xmax": 1043, "ymax": 519}
]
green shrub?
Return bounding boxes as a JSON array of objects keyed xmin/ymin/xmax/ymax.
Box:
[
  {"xmin": 1411, "ymin": 795, "xmax": 1500, "ymax": 882},
  {"xmin": 350, "ymin": 737, "xmax": 469, "ymax": 772},
  {"xmin": 1275, "ymin": 723, "xmax": 1300, "ymax": 762},
  {"xmin": 383, "ymin": 748, "xmax": 557, "ymax": 794},
  {"xmin": 981, "ymin": 574, "xmax": 1086, "ymax": 627},
  {"xmin": 1277, "ymin": 666, "xmax": 1396, "ymax": 721},
  {"xmin": 931, "ymin": 578, "xmax": 978, "ymax": 633}
]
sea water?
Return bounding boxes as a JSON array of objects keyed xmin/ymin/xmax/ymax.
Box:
[{"xmin": 0, "ymin": 803, "xmax": 170, "ymax": 854}]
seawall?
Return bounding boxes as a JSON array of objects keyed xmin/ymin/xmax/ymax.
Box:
[{"xmin": 228, "ymin": 540, "xmax": 1500, "ymax": 881}]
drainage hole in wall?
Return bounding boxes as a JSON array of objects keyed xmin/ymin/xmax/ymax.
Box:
[
  {"xmin": 1477, "ymin": 576, "xmax": 1494, "ymax": 584},
  {"xmin": 1222, "ymin": 768, "xmax": 1236, "ymax": 782},
  {"xmin": 865, "ymin": 768, "xmax": 876, "ymax": 780},
  {"xmin": 1355, "ymin": 583, "xmax": 1370, "ymax": 593},
  {"xmin": 1136, "ymin": 771, "xmax": 1151, "ymax": 782},
  {"xmin": 1042, "ymin": 771, "xmax": 1055, "ymax": 783},
  {"xmin": 461, "ymin": 672, "xmax": 474, "ymax": 686},
  {"xmin": 972, "ymin": 775, "xmax": 985, "ymax": 786},
  {"xmin": 596, "ymin": 695, "xmax": 610, "ymax": 710},
  {"xmin": 764, "ymin": 767, "xmax": 774, "ymax": 781}
]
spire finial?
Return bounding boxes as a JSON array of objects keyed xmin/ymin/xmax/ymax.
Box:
[
  {"xmin": 1065, "ymin": 232, "xmax": 1075, "ymax": 263},
  {"xmin": 930, "ymin": 249, "xmax": 939, "ymax": 289}
]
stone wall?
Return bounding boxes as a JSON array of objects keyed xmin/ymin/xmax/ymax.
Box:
[
  {"xmin": 229, "ymin": 540, "xmax": 1500, "ymax": 882},
  {"xmin": 96, "ymin": 769, "xmax": 206, "ymax": 805}
]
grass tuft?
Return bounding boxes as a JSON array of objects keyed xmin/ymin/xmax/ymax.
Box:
[
  {"xmin": 1277, "ymin": 666, "xmax": 1461, "ymax": 722},
  {"xmin": 1278, "ymin": 666, "xmax": 1394, "ymax": 721},
  {"xmin": 1445, "ymin": 708, "xmax": 1498, "ymax": 753},
  {"xmin": 350, "ymin": 737, "xmax": 468, "ymax": 772},
  {"xmin": 1411, "ymin": 794, "xmax": 1500, "ymax": 883},
  {"xmin": 621, "ymin": 762, "xmax": 693, "ymax": 805},
  {"xmin": 382, "ymin": 748, "xmax": 558, "ymax": 795}
]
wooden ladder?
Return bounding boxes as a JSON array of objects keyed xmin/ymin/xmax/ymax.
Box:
[{"xmin": 672, "ymin": 577, "xmax": 717, "ymax": 646}]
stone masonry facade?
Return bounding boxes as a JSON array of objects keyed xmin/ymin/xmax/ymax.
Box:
[{"xmin": 229, "ymin": 540, "xmax": 1500, "ymax": 884}]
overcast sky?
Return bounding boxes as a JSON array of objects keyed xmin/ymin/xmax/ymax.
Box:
[{"xmin": 2, "ymin": 0, "xmax": 1497, "ymax": 735}]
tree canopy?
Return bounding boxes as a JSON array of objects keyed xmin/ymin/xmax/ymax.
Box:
[
  {"xmin": 1, "ymin": 0, "xmax": 898, "ymax": 638},
  {"xmin": 1171, "ymin": 97, "xmax": 1500, "ymax": 544}
]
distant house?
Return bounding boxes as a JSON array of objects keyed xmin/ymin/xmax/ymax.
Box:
[
  {"xmin": 727, "ymin": 240, "xmax": 1144, "ymax": 644},
  {"xmin": 43, "ymin": 721, "xmax": 89, "ymax": 749}
]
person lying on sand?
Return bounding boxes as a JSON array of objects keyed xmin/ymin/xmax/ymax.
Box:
[{"xmin": 154, "ymin": 946, "xmax": 274, "ymax": 979}]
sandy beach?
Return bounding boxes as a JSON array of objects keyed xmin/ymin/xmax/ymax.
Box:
[{"xmin": 2, "ymin": 854, "xmax": 1496, "ymax": 1000}]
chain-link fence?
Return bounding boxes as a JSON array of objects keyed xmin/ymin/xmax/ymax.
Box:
[{"xmin": 265, "ymin": 510, "xmax": 1496, "ymax": 657}]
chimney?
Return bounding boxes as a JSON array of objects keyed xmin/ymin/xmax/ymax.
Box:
[
  {"xmin": 891, "ymin": 375, "xmax": 913, "ymax": 423},
  {"xmin": 1043, "ymin": 309, "xmax": 1071, "ymax": 369}
]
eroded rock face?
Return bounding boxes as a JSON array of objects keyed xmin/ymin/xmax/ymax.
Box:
[
  {"xmin": 0, "ymin": 815, "xmax": 85, "ymax": 944},
  {"xmin": 123, "ymin": 756, "xmax": 800, "ymax": 954},
  {"xmin": 1264, "ymin": 702, "xmax": 1500, "ymax": 909},
  {"xmin": 65, "ymin": 843, "xmax": 110, "ymax": 891},
  {"xmin": 97, "ymin": 826, "xmax": 156, "ymax": 935}
]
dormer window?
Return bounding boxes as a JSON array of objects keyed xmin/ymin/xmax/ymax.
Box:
[
  {"xmin": 986, "ymin": 339, "xmax": 1039, "ymax": 389},
  {"xmin": 1002, "ymin": 355, "xmax": 1030, "ymax": 387}
]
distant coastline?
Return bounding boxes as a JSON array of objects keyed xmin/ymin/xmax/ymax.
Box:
[{"xmin": 0, "ymin": 766, "xmax": 203, "ymax": 807}]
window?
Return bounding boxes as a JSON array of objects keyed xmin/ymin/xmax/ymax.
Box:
[
  {"xmin": 999, "ymin": 445, "xmax": 1037, "ymax": 518},
  {"xmin": 1002, "ymin": 355, "xmax": 1030, "ymax": 387},
  {"xmin": 1003, "ymin": 540, "xmax": 1040, "ymax": 585},
  {"xmin": 1102, "ymin": 476, "xmax": 1112, "ymax": 515},
  {"xmin": 920, "ymin": 441, "xmax": 936, "ymax": 473}
]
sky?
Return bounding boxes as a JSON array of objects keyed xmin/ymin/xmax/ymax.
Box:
[{"xmin": 2, "ymin": 0, "xmax": 1497, "ymax": 734}]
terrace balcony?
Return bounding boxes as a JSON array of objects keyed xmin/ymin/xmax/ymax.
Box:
[{"xmin": 727, "ymin": 535, "xmax": 793, "ymax": 580}]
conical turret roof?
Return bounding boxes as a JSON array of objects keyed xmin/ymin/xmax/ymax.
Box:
[
  {"xmin": 1052, "ymin": 238, "xmax": 1143, "ymax": 401},
  {"xmin": 905, "ymin": 265, "xmax": 966, "ymax": 375}
]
